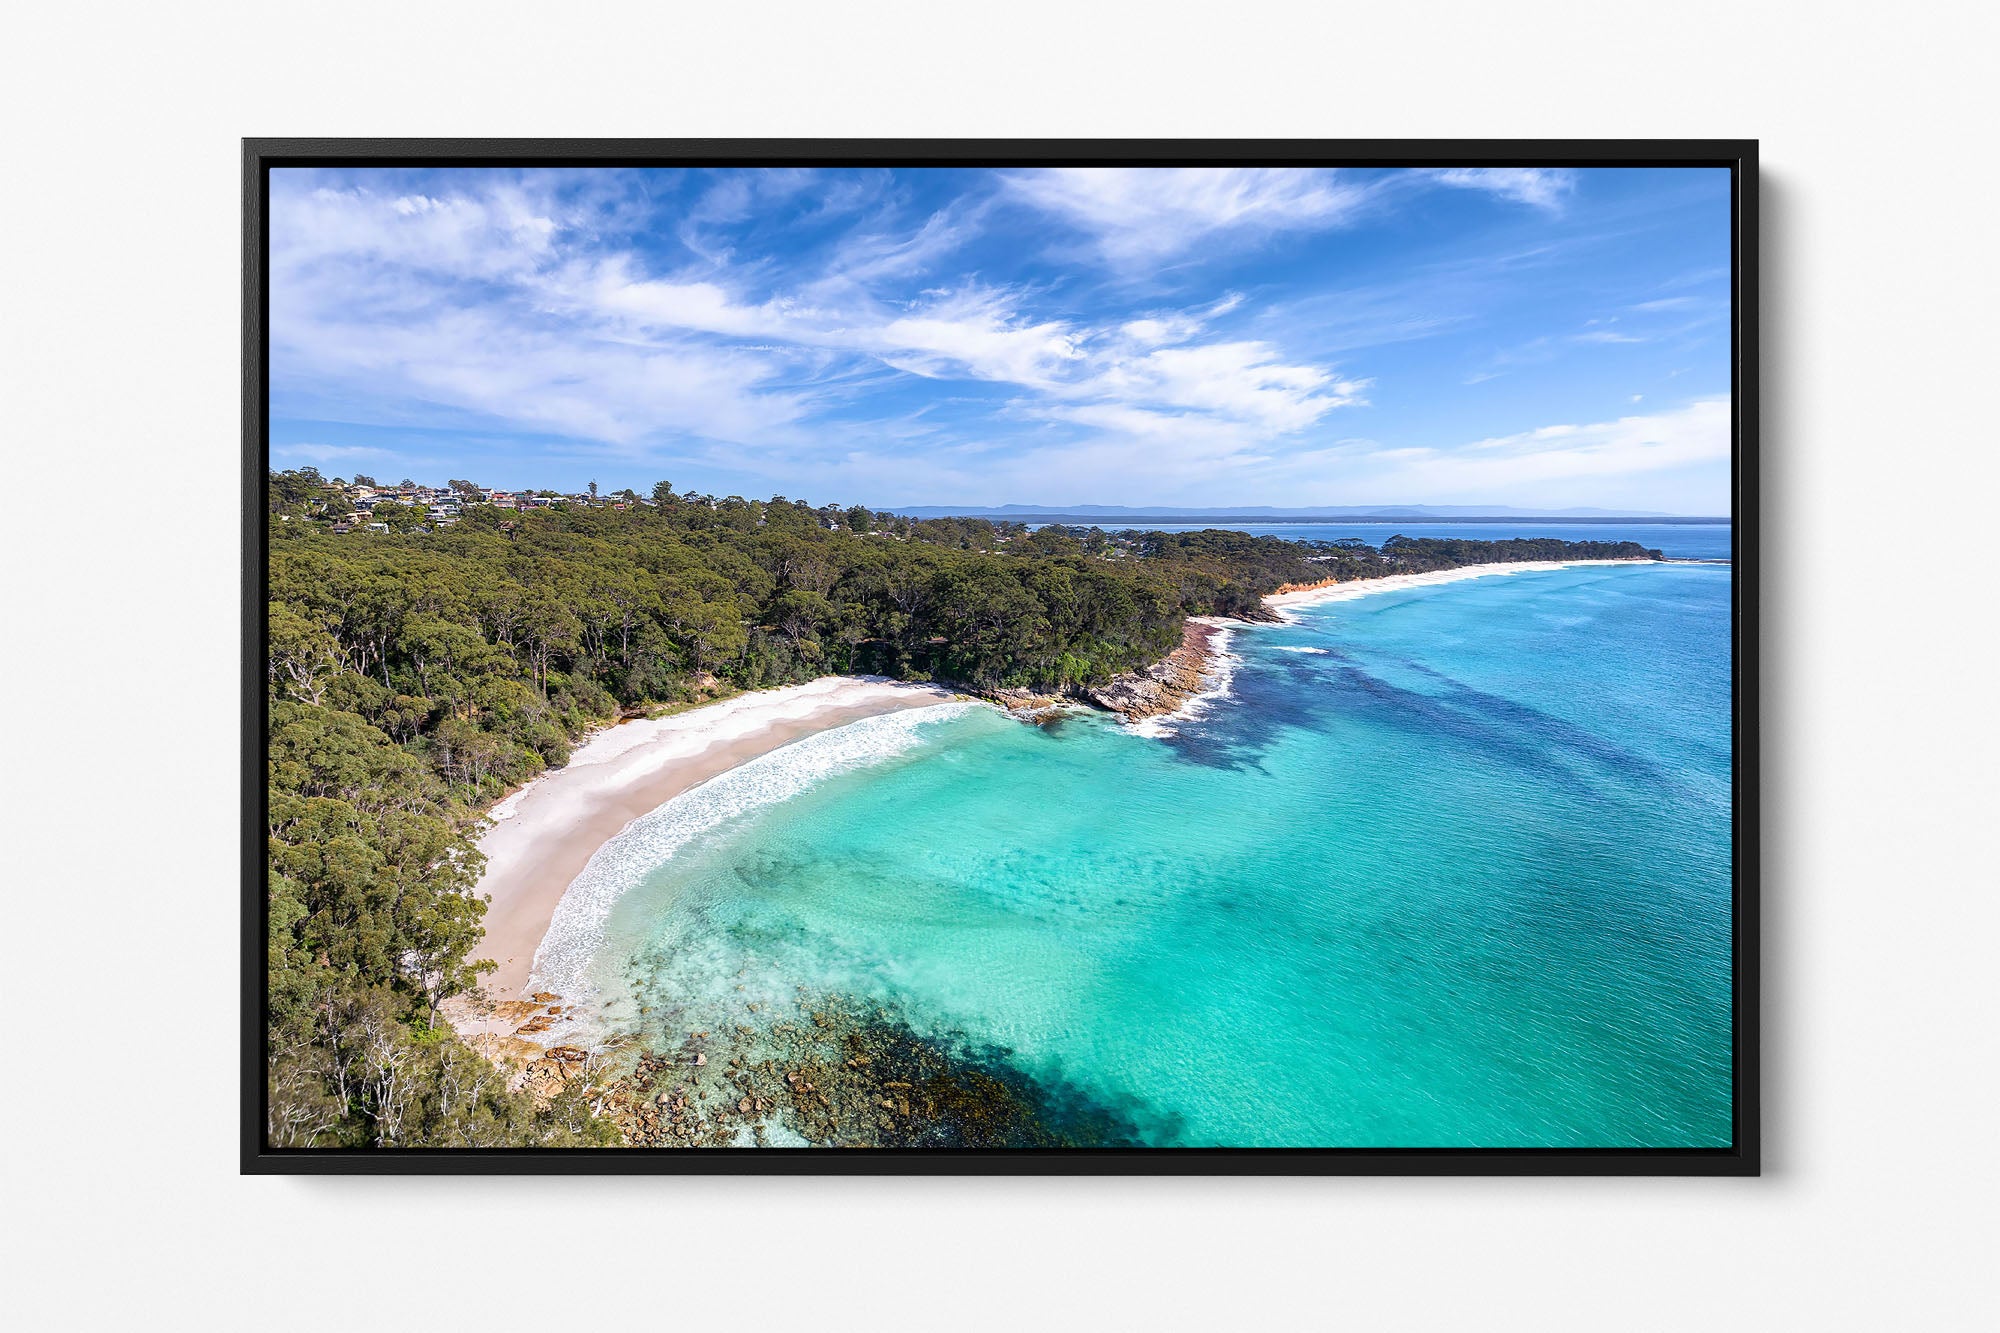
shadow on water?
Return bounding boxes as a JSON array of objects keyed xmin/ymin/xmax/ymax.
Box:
[
  {"xmin": 1398, "ymin": 660, "xmax": 1695, "ymax": 798},
  {"xmin": 1155, "ymin": 649, "xmax": 1324, "ymax": 771},
  {"xmin": 1162, "ymin": 639, "xmax": 1687, "ymax": 802},
  {"xmin": 1158, "ymin": 727, "xmax": 1270, "ymax": 773}
]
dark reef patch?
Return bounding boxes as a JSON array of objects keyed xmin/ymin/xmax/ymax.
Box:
[
  {"xmin": 1154, "ymin": 644, "xmax": 1333, "ymax": 771},
  {"xmin": 1398, "ymin": 661, "xmax": 1691, "ymax": 798},
  {"xmin": 599, "ymin": 992, "xmax": 1156, "ymax": 1149}
]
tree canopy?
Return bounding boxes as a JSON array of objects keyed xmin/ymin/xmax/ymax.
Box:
[{"xmin": 264, "ymin": 470, "xmax": 1661, "ymax": 1147}]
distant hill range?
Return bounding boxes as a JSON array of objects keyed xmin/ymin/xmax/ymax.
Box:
[{"xmin": 886, "ymin": 504, "xmax": 1725, "ymax": 525}]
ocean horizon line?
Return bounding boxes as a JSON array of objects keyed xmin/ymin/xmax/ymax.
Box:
[{"xmin": 892, "ymin": 511, "xmax": 1732, "ymax": 526}]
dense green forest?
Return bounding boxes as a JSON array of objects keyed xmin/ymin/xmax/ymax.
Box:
[{"xmin": 262, "ymin": 468, "xmax": 1660, "ymax": 1147}]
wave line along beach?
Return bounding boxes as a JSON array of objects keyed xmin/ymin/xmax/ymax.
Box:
[
  {"xmin": 457, "ymin": 678, "xmax": 956, "ymax": 1021},
  {"xmin": 446, "ymin": 557, "xmax": 1662, "ymax": 1055}
]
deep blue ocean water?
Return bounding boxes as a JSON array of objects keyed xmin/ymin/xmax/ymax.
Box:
[
  {"xmin": 552, "ymin": 562, "xmax": 1734, "ymax": 1147},
  {"xmin": 1128, "ymin": 521, "xmax": 1733, "ymax": 560}
]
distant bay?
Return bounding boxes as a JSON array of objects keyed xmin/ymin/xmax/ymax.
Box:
[{"xmin": 1062, "ymin": 521, "xmax": 1734, "ymax": 561}]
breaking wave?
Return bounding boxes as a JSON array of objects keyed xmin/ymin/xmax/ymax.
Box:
[
  {"xmin": 528, "ymin": 702, "xmax": 983, "ymax": 1001},
  {"xmin": 1131, "ymin": 622, "xmax": 1239, "ymax": 739}
]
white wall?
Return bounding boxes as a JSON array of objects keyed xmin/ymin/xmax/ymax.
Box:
[{"xmin": 4, "ymin": 3, "xmax": 1994, "ymax": 1327}]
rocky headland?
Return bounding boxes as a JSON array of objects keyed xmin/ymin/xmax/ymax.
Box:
[{"xmin": 1080, "ymin": 618, "xmax": 1233, "ymax": 723}]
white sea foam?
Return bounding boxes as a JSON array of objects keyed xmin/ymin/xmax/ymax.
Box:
[
  {"xmin": 485, "ymin": 679, "xmax": 954, "ymax": 825},
  {"xmin": 1275, "ymin": 645, "xmax": 1331, "ymax": 654},
  {"xmin": 1134, "ymin": 565, "xmax": 1653, "ymax": 735},
  {"xmin": 1131, "ymin": 618, "xmax": 1239, "ymax": 738},
  {"xmin": 527, "ymin": 702, "xmax": 983, "ymax": 1005}
]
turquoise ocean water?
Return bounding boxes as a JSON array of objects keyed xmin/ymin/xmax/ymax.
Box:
[{"xmin": 550, "ymin": 562, "xmax": 1734, "ymax": 1147}]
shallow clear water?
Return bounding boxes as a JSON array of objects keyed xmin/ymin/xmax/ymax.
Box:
[{"xmin": 559, "ymin": 563, "xmax": 1734, "ymax": 1147}]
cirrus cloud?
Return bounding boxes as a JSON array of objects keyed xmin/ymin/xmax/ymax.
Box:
[
  {"xmin": 1001, "ymin": 167, "xmax": 1377, "ymax": 262},
  {"xmin": 1425, "ymin": 167, "xmax": 1578, "ymax": 212},
  {"xmin": 267, "ymin": 165, "xmax": 1733, "ymax": 511}
]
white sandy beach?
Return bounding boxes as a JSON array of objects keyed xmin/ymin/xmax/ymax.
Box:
[
  {"xmin": 1262, "ymin": 558, "xmax": 1655, "ymax": 616},
  {"xmin": 467, "ymin": 677, "xmax": 957, "ymax": 1005},
  {"xmin": 460, "ymin": 561, "xmax": 1652, "ymax": 1022},
  {"xmin": 1128, "ymin": 563, "xmax": 1655, "ymax": 736}
]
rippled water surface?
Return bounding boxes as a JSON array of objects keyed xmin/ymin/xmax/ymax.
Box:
[{"xmin": 555, "ymin": 563, "xmax": 1734, "ymax": 1147}]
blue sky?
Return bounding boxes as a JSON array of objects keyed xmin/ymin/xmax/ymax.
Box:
[{"xmin": 270, "ymin": 165, "xmax": 1732, "ymax": 513}]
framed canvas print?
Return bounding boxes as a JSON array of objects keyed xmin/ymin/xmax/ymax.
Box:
[{"xmin": 244, "ymin": 139, "xmax": 1756, "ymax": 1174}]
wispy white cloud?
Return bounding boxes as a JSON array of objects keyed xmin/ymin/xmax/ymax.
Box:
[
  {"xmin": 273, "ymin": 180, "xmax": 563, "ymax": 281},
  {"xmin": 874, "ymin": 298, "xmax": 1084, "ymax": 388},
  {"xmin": 674, "ymin": 169, "xmax": 818, "ymax": 264},
  {"xmin": 1379, "ymin": 397, "xmax": 1731, "ymax": 503},
  {"xmin": 271, "ymin": 172, "xmax": 1369, "ymax": 470},
  {"xmin": 268, "ymin": 166, "xmax": 1732, "ymax": 510},
  {"xmin": 564, "ymin": 257, "xmax": 788, "ymax": 339},
  {"xmin": 1087, "ymin": 339, "xmax": 1369, "ymax": 433},
  {"xmin": 1425, "ymin": 167, "xmax": 1577, "ymax": 212},
  {"xmin": 886, "ymin": 399, "xmax": 1721, "ymax": 514},
  {"xmin": 272, "ymin": 442, "xmax": 399, "ymax": 463},
  {"xmin": 811, "ymin": 203, "xmax": 983, "ymax": 291},
  {"xmin": 1001, "ymin": 167, "xmax": 1375, "ymax": 262}
]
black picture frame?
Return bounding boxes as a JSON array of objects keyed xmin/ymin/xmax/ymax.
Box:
[{"xmin": 243, "ymin": 138, "xmax": 1759, "ymax": 1176}]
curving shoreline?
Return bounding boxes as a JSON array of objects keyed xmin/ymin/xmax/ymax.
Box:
[
  {"xmin": 1262, "ymin": 557, "xmax": 1658, "ymax": 615},
  {"xmin": 456, "ymin": 678, "xmax": 957, "ymax": 1023},
  {"xmin": 446, "ymin": 558, "xmax": 1665, "ymax": 1075},
  {"xmin": 1086, "ymin": 558, "xmax": 1661, "ymax": 731}
]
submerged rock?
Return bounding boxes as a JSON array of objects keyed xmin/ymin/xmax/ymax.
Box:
[
  {"xmin": 597, "ymin": 992, "xmax": 1150, "ymax": 1150},
  {"xmin": 979, "ymin": 686, "xmax": 1073, "ymax": 719}
]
